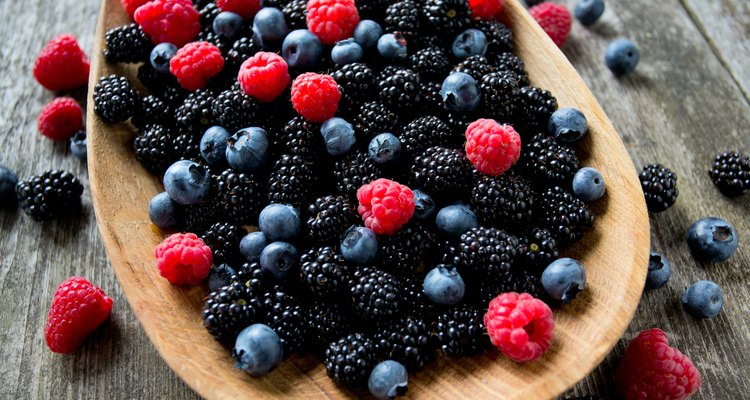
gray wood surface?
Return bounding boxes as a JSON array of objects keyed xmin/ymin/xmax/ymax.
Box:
[{"xmin": 0, "ymin": 0, "xmax": 747, "ymax": 399}]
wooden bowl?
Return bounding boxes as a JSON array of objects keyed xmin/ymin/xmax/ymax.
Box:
[{"xmin": 87, "ymin": 0, "xmax": 650, "ymax": 398}]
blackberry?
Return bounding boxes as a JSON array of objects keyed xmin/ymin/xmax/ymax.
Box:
[
  {"xmin": 212, "ymin": 87, "xmax": 259, "ymax": 132},
  {"xmin": 458, "ymin": 227, "xmax": 519, "ymax": 277},
  {"xmin": 132, "ymin": 95, "xmax": 173, "ymax": 129},
  {"xmin": 261, "ymin": 0, "xmax": 289, "ymax": 8},
  {"xmin": 267, "ymin": 303, "xmax": 309, "ymax": 353},
  {"xmin": 353, "ymin": 101, "xmax": 399, "ymax": 141},
  {"xmin": 199, "ymin": 2, "xmax": 221, "ymax": 26},
  {"xmin": 225, "ymin": 36, "xmax": 262, "ymax": 73},
  {"xmin": 309, "ymin": 302, "xmax": 353, "ymax": 348},
  {"xmin": 300, "ymin": 246, "xmax": 351, "ymax": 298},
  {"xmin": 474, "ymin": 268, "xmax": 545, "ymax": 305},
  {"xmin": 196, "ymin": 28, "xmax": 231, "ymax": 55},
  {"xmin": 539, "ymin": 186, "xmax": 594, "ymax": 244},
  {"xmin": 473, "ymin": 20, "xmax": 513, "ymax": 56},
  {"xmin": 173, "ymin": 132, "xmax": 202, "ymax": 162},
  {"xmin": 471, "ymin": 174, "xmax": 536, "ymax": 228},
  {"xmin": 445, "ymin": 111, "xmax": 474, "ymax": 135},
  {"xmin": 423, "ymin": 0, "xmax": 472, "ymax": 35},
  {"xmin": 331, "ymin": 63, "xmax": 375, "ymax": 114},
  {"xmin": 376, "ymin": 67, "xmax": 421, "ymax": 109},
  {"xmin": 399, "ymin": 116, "xmax": 454, "ymax": 157},
  {"xmin": 411, "ymin": 146, "xmax": 473, "ymax": 198},
  {"xmin": 133, "ymin": 124, "xmax": 177, "ymax": 174},
  {"xmin": 639, "ymin": 163, "xmax": 679, "ymax": 212},
  {"xmin": 378, "ymin": 222, "xmax": 436, "ymax": 277},
  {"xmin": 15, "ymin": 170, "xmax": 83, "ymax": 220},
  {"xmin": 137, "ymin": 63, "xmax": 167, "ymax": 93},
  {"xmin": 267, "ymin": 154, "xmax": 316, "ymax": 208},
  {"xmin": 433, "ymin": 305, "xmax": 489, "ymax": 358},
  {"xmin": 492, "ymin": 52, "xmax": 530, "ymax": 86},
  {"xmin": 93, "ymin": 75, "xmax": 140, "ymax": 123},
  {"xmin": 202, "ymin": 281, "xmax": 264, "ymax": 342},
  {"xmin": 182, "ymin": 201, "xmax": 223, "ymax": 233},
  {"xmin": 215, "ymin": 169, "xmax": 264, "ymax": 225},
  {"xmin": 399, "ymin": 275, "xmax": 437, "ymax": 318},
  {"xmin": 708, "ymin": 150, "xmax": 750, "ymax": 196},
  {"xmin": 374, "ymin": 317, "xmax": 436, "ymax": 371},
  {"xmin": 410, "ymin": 47, "xmax": 451, "ymax": 79},
  {"xmin": 103, "ymin": 23, "xmax": 151, "ymax": 63},
  {"xmin": 522, "ymin": 134, "xmax": 579, "ymax": 185},
  {"xmin": 384, "ymin": 1, "xmax": 421, "ymax": 40},
  {"xmin": 176, "ymin": 89, "xmax": 217, "ymax": 134},
  {"xmin": 480, "ymin": 70, "xmax": 520, "ymax": 119},
  {"xmin": 201, "ymin": 222, "xmax": 247, "ymax": 265},
  {"xmin": 413, "ymin": 35, "xmax": 445, "ymax": 52},
  {"xmin": 350, "ymin": 267, "xmax": 402, "ymax": 321},
  {"xmin": 355, "ymin": 0, "xmax": 392, "ymax": 20},
  {"xmin": 515, "ymin": 86, "xmax": 558, "ymax": 132},
  {"xmin": 278, "ymin": 117, "xmax": 323, "ymax": 159},
  {"xmin": 261, "ymin": 285, "xmax": 300, "ymax": 322},
  {"xmin": 306, "ymin": 195, "xmax": 360, "ymax": 244},
  {"xmin": 517, "ymin": 228, "xmax": 558, "ymax": 270},
  {"xmin": 332, "ymin": 150, "xmax": 383, "ymax": 200},
  {"xmin": 420, "ymin": 80, "xmax": 443, "ymax": 112},
  {"xmin": 160, "ymin": 82, "xmax": 190, "ymax": 107},
  {"xmin": 230, "ymin": 261, "xmax": 267, "ymax": 291},
  {"xmin": 325, "ymin": 333, "xmax": 377, "ymax": 386},
  {"xmin": 282, "ymin": 0, "xmax": 308, "ymax": 30},
  {"xmin": 452, "ymin": 55, "xmax": 495, "ymax": 82}
]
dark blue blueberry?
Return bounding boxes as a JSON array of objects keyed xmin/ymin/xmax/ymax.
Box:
[
  {"xmin": 368, "ymin": 360, "xmax": 408, "ymax": 400},
  {"xmin": 200, "ymin": 126, "xmax": 231, "ymax": 167},
  {"xmin": 353, "ymin": 20, "xmax": 383, "ymax": 50},
  {"xmin": 69, "ymin": 130, "xmax": 87, "ymax": 161},
  {"xmin": 645, "ymin": 251, "xmax": 671, "ymax": 290},
  {"xmin": 208, "ymin": 263, "xmax": 237, "ymax": 292},
  {"xmin": 148, "ymin": 191, "xmax": 180, "ymax": 229},
  {"xmin": 435, "ymin": 204, "xmax": 478, "ymax": 238},
  {"xmin": 252, "ymin": 8, "xmax": 289, "ymax": 49},
  {"xmin": 440, "ymin": 72, "xmax": 480, "ymax": 112},
  {"xmin": 258, "ymin": 203, "xmax": 301, "ymax": 241},
  {"xmin": 320, "ymin": 117, "xmax": 357, "ymax": 156},
  {"xmin": 260, "ymin": 241, "xmax": 299, "ymax": 280},
  {"xmin": 423, "ymin": 265, "xmax": 465, "ymax": 305},
  {"xmin": 240, "ymin": 231, "xmax": 269, "ymax": 263},
  {"xmin": 548, "ymin": 107, "xmax": 588, "ymax": 143},
  {"xmin": 332, "ymin": 38, "xmax": 364, "ymax": 65},
  {"xmin": 0, "ymin": 165, "xmax": 18, "ymax": 208},
  {"xmin": 377, "ymin": 32, "xmax": 408, "ymax": 61},
  {"xmin": 368, "ymin": 133, "xmax": 401, "ymax": 164},
  {"xmin": 226, "ymin": 126, "xmax": 270, "ymax": 172},
  {"xmin": 149, "ymin": 42, "xmax": 177, "ymax": 74},
  {"xmin": 682, "ymin": 280, "xmax": 723, "ymax": 318},
  {"xmin": 233, "ymin": 323, "xmax": 284, "ymax": 376},
  {"xmin": 213, "ymin": 11, "xmax": 244, "ymax": 40},
  {"xmin": 340, "ymin": 226, "xmax": 378, "ymax": 265},
  {"xmin": 605, "ymin": 39, "xmax": 639, "ymax": 76},
  {"xmin": 412, "ymin": 189, "xmax": 436, "ymax": 220},
  {"xmin": 541, "ymin": 258, "xmax": 586, "ymax": 303},
  {"xmin": 452, "ymin": 29, "xmax": 488, "ymax": 59},
  {"xmin": 572, "ymin": 167, "xmax": 606, "ymax": 202},
  {"xmin": 686, "ymin": 217, "xmax": 739, "ymax": 262},
  {"xmin": 163, "ymin": 160, "xmax": 211, "ymax": 205},
  {"xmin": 525, "ymin": 0, "xmax": 544, "ymax": 5},
  {"xmin": 282, "ymin": 29, "xmax": 323, "ymax": 71},
  {"xmin": 574, "ymin": 0, "xmax": 605, "ymax": 26}
]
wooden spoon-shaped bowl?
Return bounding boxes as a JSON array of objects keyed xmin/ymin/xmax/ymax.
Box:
[{"xmin": 87, "ymin": 0, "xmax": 650, "ymax": 398}]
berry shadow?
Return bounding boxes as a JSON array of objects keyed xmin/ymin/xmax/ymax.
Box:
[{"xmin": 48, "ymin": 203, "xmax": 89, "ymax": 246}]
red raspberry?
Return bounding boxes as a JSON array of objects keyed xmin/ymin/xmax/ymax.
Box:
[
  {"xmin": 465, "ymin": 119, "xmax": 522, "ymax": 176},
  {"xmin": 615, "ymin": 328, "xmax": 701, "ymax": 400},
  {"xmin": 155, "ymin": 233, "xmax": 213, "ymax": 285},
  {"xmin": 484, "ymin": 292, "xmax": 555, "ymax": 362},
  {"xmin": 357, "ymin": 178, "xmax": 415, "ymax": 235},
  {"xmin": 291, "ymin": 73, "xmax": 341, "ymax": 123},
  {"xmin": 121, "ymin": 0, "xmax": 151, "ymax": 19},
  {"xmin": 238, "ymin": 52, "xmax": 290, "ymax": 103},
  {"xmin": 529, "ymin": 2, "xmax": 571, "ymax": 47},
  {"xmin": 169, "ymin": 41, "xmax": 225, "ymax": 91},
  {"xmin": 134, "ymin": 0, "xmax": 200, "ymax": 47},
  {"xmin": 216, "ymin": 0, "xmax": 261, "ymax": 19},
  {"xmin": 469, "ymin": 0, "xmax": 503, "ymax": 20},
  {"xmin": 45, "ymin": 277, "xmax": 113, "ymax": 354},
  {"xmin": 306, "ymin": 0, "xmax": 360, "ymax": 46},
  {"xmin": 37, "ymin": 97, "xmax": 83, "ymax": 141},
  {"xmin": 33, "ymin": 34, "xmax": 90, "ymax": 92}
]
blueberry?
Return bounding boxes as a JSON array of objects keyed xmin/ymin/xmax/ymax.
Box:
[
  {"xmin": 233, "ymin": 323, "xmax": 284, "ymax": 376},
  {"xmin": 548, "ymin": 107, "xmax": 588, "ymax": 143},
  {"xmin": 226, "ymin": 126, "xmax": 270, "ymax": 172},
  {"xmin": 412, "ymin": 189, "xmax": 436, "ymax": 220},
  {"xmin": 353, "ymin": 20, "xmax": 383, "ymax": 50},
  {"xmin": 258, "ymin": 203, "xmax": 301, "ymax": 241},
  {"xmin": 163, "ymin": 160, "xmax": 211, "ymax": 205},
  {"xmin": 69, "ymin": 130, "xmax": 87, "ymax": 161},
  {"xmin": 150, "ymin": 42, "xmax": 177, "ymax": 74},
  {"xmin": 435, "ymin": 204, "xmax": 479, "ymax": 238},
  {"xmin": 260, "ymin": 241, "xmax": 299, "ymax": 280},
  {"xmin": 605, "ymin": 39, "xmax": 640, "ymax": 76},
  {"xmin": 452, "ymin": 29, "xmax": 488, "ymax": 59},
  {"xmin": 440, "ymin": 72, "xmax": 480, "ymax": 112},
  {"xmin": 574, "ymin": 0, "xmax": 605, "ymax": 26},
  {"xmin": 423, "ymin": 265, "xmax": 465, "ymax": 305},
  {"xmin": 368, "ymin": 360, "xmax": 408, "ymax": 400},
  {"xmin": 213, "ymin": 11, "xmax": 244, "ymax": 40},
  {"xmin": 541, "ymin": 258, "xmax": 586, "ymax": 303},
  {"xmin": 253, "ymin": 8, "xmax": 288, "ymax": 49},
  {"xmin": 341, "ymin": 226, "xmax": 378, "ymax": 265},
  {"xmin": 0, "ymin": 165, "xmax": 18, "ymax": 208},
  {"xmin": 377, "ymin": 32, "xmax": 408, "ymax": 61},
  {"xmin": 645, "ymin": 251, "xmax": 671, "ymax": 290},
  {"xmin": 208, "ymin": 263, "xmax": 237, "ymax": 292},
  {"xmin": 200, "ymin": 126, "xmax": 231, "ymax": 167},
  {"xmin": 682, "ymin": 280, "xmax": 723, "ymax": 318},
  {"xmin": 686, "ymin": 217, "xmax": 739, "ymax": 262},
  {"xmin": 240, "ymin": 231, "xmax": 269, "ymax": 263},
  {"xmin": 368, "ymin": 133, "xmax": 401, "ymax": 164},
  {"xmin": 148, "ymin": 191, "xmax": 180, "ymax": 229},
  {"xmin": 321, "ymin": 117, "xmax": 357, "ymax": 156},
  {"xmin": 282, "ymin": 29, "xmax": 323, "ymax": 71},
  {"xmin": 572, "ymin": 167, "xmax": 606, "ymax": 202},
  {"xmin": 332, "ymin": 38, "xmax": 364, "ymax": 65}
]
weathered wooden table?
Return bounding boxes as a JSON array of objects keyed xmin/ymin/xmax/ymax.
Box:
[{"xmin": 0, "ymin": 0, "xmax": 747, "ymax": 398}]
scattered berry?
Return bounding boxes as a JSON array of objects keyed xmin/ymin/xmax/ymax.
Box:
[
  {"xmin": 357, "ymin": 178, "xmax": 415, "ymax": 235},
  {"xmin": 412, "ymin": 146, "xmax": 474, "ymax": 198},
  {"xmin": 0, "ymin": 166, "xmax": 18, "ymax": 209},
  {"xmin": 217, "ymin": 0, "xmax": 262, "ymax": 19},
  {"xmin": 605, "ymin": 39, "xmax": 639, "ymax": 76},
  {"xmin": 149, "ymin": 191, "xmax": 180, "ymax": 229},
  {"xmin": 134, "ymin": 0, "xmax": 201, "ymax": 47},
  {"xmin": 471, "ymin": 174, "xmax": 535, "ymax": 227},
  {"xmin": 259, "ymin": 203, "xmax": 301, "ymax": 241},
  {"xmin": 708, "ymin": 150, "xmax": 750, "ymax": 196},
  {"xmin": 682, "ymin": 280, "xmax": 723, "ymax": 319},
  {"xmin": 300, "ymin": 246, "xmax": 350, "ymax": 297},
  {"xmin": 541, "ymin": 258, "xmax": 586, "ymax": 303},
  {"xmin": 291, "ymin": 72, "xmax": 341, "ymax": 122},
  {"xmin": 341, "ymin": 225, "xmax": 379, "ymax": 264},
  {"xmin": 686, "ymin": 217, "xmax": 738, "ymax": 263},
  {"xmin": 163, "ymin": 160, "xmax": 212, "ymax": 205},
  {"xmin": 465, "ymin": 119, "xmax": 522, "ymax": 176},
  {"xmin": 169, "ymin": 41, "xmax": 224, "ymax": 91},
  {"xmin": 441, "ymin": 72, "xmax": 481, "ymax": 112},
  {"xmin": 639, "ymin": 163, "xmax": 678, "ymax": 213},
  {"xmin": 154, "ymin": 232, "xmax": 213, "ymax": 285},
  {"xmin": 548, "ymin": 107, "xmax": 588, "ymax": 143},
  {"xmin": 574, "ymin": 0, "xmax": 605, "ymax": 26},
  {"xmin": 484, "ymin": 292, "xmax": 555, "ymax": 362},
  {"xmin": 368, "ymin": 360, "xmax": 409, "ymax": 400},
  {"xmin": 282, "ymin": 29, "xmax": 324, "ymax": 71},
  {"xmin": 37, "ymin": 97, "xmax": 83, "ymax": 141},
  {"xmin": 233, "ymin": 324, "xmax": 284, "ymax": 376},
  {"xmin": 423, "ymin": 265, "xmax": 465, "ymax": 305},
  {"xmin": 452, "ymin": 29, "xmax": 488, "ymax": 59},
  {"xmin": 16, "ymin": 170, "xmax": 83, "ymax": 220},
  {"xmin": 572, "ymin": 167, "xmax": 606, "ymax": 202},
  {"xmin": 350, "ymin": 267, "xmax": 402, "ymax": 320},
  {"xmin": 645, "ymin": 251, "xmax": 671, "ymax": 290},
  {"xmin": 33, "ymin": 34, "xmax": 90, "ymax": 91},
  {"xmin": 529, "ymin": 2, "xmax": 571, "ymax": 47},
  {"xmin": 239, "ymin": 52, "xmax": 291, "ymax": 102},
  {"xmin": 252, "ymin": 7, "xmax": 289, "ymax": 47},
  {"xmin": 306, "ymin": 0, "xmax": 361, "ymax": 46},
  {"xmin": 423, "ymin": 0, "xmax": 471, "ymax": 35},
  {"xmin": 435, "ymin": 204, "xmax": 479, "ymax": 238},
  {"xmin": 325, "ymin": 332, "xmax": 377, "ymax": 385},
  {"xmin": 539, "ymin": 186, "xmax": 593, "ymax": 244},
  {"xmin": 93, "ymin": 75, "xmax": 140, "ymax": 122}
]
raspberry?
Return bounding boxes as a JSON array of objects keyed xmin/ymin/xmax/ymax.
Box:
[
  {"xmin": 134, "ymin": 0, "xmax": 201, "ymax": 47},
  {"xmin": 291, "ymin": 73, "xmax": 341, "ymax": 123},
  {"xmin": 469, "ymin": 0, "xmax": 504, "ymax": 20},
  {"xmin": 37, "ymin": 97, "xmax": 83, "ymax": 140},
  {"xmin": 529, "ymin": 2, "xmax": 571, "ymax": 47},
  {"xmin": 154, "ymin": 232, "xmax": 213, "ymax": 285},
  {"xmin": 615, "ymin": 328, "xmax": 701, "ymax": 400},
  {"xmin": 465, "ymin": 119, "xmax": 522, "ymax": 176},
  {"xmin": 169, "ymin": 41, "xmax": 224, "ymax": 91},
  {"xmin": 33, "ymin": 34, "xmax": 90, "ymax": 91},
  {"xmin": 238, "ymin": 52, "xmax": 290, "ymax": 103},
  {"xmin": 45, "ymin": 277, "xmax": 113, "ymax": 354},
  {"xmin": 121, "ymin": 0, "xmax": 150, "ymax": 18},
  {"xmin": 216, "ymin": 0, "xmax": 261, "ymax": 19},
  {"xmin": 306, "ymin": 0, "xmax": 361, "ymax": 46},
  {"xmin": 484, "ymin": 292, "xmax": 554, "ymax": 362},
  {"xmin": 356, "ymin": 178, "xmax": 415, "ymax": 235}
]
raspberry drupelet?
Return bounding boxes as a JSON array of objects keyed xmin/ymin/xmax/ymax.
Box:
[
  {"xmin": 154, "ymin": 232, "xmax": 213, "ymax": 285},
  {"xmin": 357, "ymin": 178, "xmax": 415, "ymax": 235}
]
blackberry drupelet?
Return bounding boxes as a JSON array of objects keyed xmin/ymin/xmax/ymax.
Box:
[
  {"xmin": 517, "ymin": 228, "xmax": 559, "ymax": 270},
  {"xmin": 452, "ymin": 55, "xmax": 495, "ymax": 81},
  {"xmin": 267, "ymin": 303, "xmax": 309, "ymax": 353},
  {"xmin": 515, "ymin": 86, "xmax": 558, "ymax": 132},
  {"xmin": 399, "ymin": 275, "xmax": 437, "ymax": 318},
  {"xmin": 225, "ymin": 36, "xmax": 262, "ymax": 73},
  {"xmin": 230, "ymin": 262, "xmax": 268, "ymax": 292},
  {"xmin": 173, "ymin": 132, "xmax": 202, "ymax": 162},
  {"xmin": 202, "ymin": 281, "xmax": 264, "ymax": 343},
  {"xmin": 432, "ymin": 305, "xmax": 490, "ymax": 358},
  {"xmin": 458, "ymin": 227, "xmax": 519, "ymax": 278},
  {"xmin": 384, "ymin": 0, "xmax": 421, "ymax": 40},
  {"xmin": 480, "ymin": 70, "xmax": 520, "ymax": 119},
  {"xmin": 473, "ymin": 20, "xmax": 513, "ymax": 56},
  {"xmin": 378, "ymin": 222, "xmax": 436, "ymax": 277},
  {"xmin": 423, "ymin": 0, "xmax": 472, "ymax": 36},
  {"xmin": 306, "ymin": 195, "xmax": 360, "ymax": 244},
  {"xmin": 103, "ymin": 23, "xmax": 151, "ymax": 63},
  {"xmin": 411, "ymin": 146, "xmax": 473, "ymax": 198},
  {"xmin": 278, "ymin": 117, "xmax": 324, "ymax": 159},
  {"xmin": 299, "ymin": 246, "xmax": 351, "ymax": 298},
  {"xmin": 212, "ymin": 87, "xmax": 260, "ymax": 133},
  {"xmin": 639, "ymin": 163, "xmax": 679, "ymax": 212},
  {"xmin": 420, "ymin": 80, "xmax": 443, "ymax": 112},
  {"xmin": 708, "ymin": 150, "xmax": 750, "ymax": 196},
  {"xmin": 132, "ymin": 95, "xmax": 173, "ymax": 129},
  {"xmin": 176, "ymin": 89, "xmax": 217, "ymax": 134},
  {"xmin": 325, "ymin": 333, "xmax": 377, "ymax": 386},
  {"xmin": 215, "ymin": 169, "xmax": 264, "ymax": 225},
  {"xmin": 282, "ymin": 0, "xmax": 308, "ymax": 30},
  {"xmin": 377, "ymin": 67, "xmax": 421, "ymax": 109},
  {"xmin": 522, "ymin": 134, "xmax": 579, "ymax": 185},
  {"xmin": 350, "ymin": 267, "xmax": 402, "ymax": 321},
  {"xmin": 355, "ymin": 0, "xmax": 392, "ymax": 20},
  {"xmin": 133, "ymin": 124, "xmax": 177, "ymax": 174},
  {"xmin": 15, "ymin": 170, "xmax": 83, "ymax": 220},
  {"xmin": 410, "ymin": 47, "xmax": 451, "ymax": 80},
  {"xmin": 353, "ymin": 101, "xmax": 399, "ymax": 141},
  {"xmin": 332, "ymin": 150, "xmax": 384, "ymax": 200},
  {"xmin": 201, "ymin": 222, "xmax": 247, "ymax": 265},
  {"xmin": 471, "ymin": 174, "xmax": 536, "ymax": 228},
  {"xmin": 199, "ymin": 2, "xmax": 221, "ymax": 26},
  {"xmin": 93, "ymin": 75, "xmax": 140, "ymax": 123},
  {"xmin": 309, "ymin": 302, "xmax": 353, "ymax": 348},
  {"xmin": 539, "ymin": 186, "xmax": 594, "ymax": 243},
  {"xmin": 374, "ymin": 317, "xmax": 436, "ymax": 371},
  {"xmin": 331, "ymin": 63, "xmax": 376, "ymax": 115},
  {"xmin": 492, "ymin": 52, "xmax": 530, "ymax": 86},
  {"xmin": 399, "ymin": 116, "xmax": 454, "ymax": 157},
  {"xmin": 182, "ymin": 201, "xmax": 223, "ymax": 233},
  {"xmin": 267, "ymin": 154, "xmax": 316, "ymax": 208}
]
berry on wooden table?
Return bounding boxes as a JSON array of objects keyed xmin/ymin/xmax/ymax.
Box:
[
  {"xmin": 33, "ymin": 34, "xmax": 90, "ymax": 91},
  {"xmin": 645, "ymin": 251, "xmax": 671, "ymax": 290},
  {"xmin": 708, "ymin": 150, "xmax": 750, "ymax": 196},
  {"xmin": 357, "ymin": 178, "xmax": 415, "ymax": 235},
  {"xmin": 484, "ymin": 292, "xmax": 555, "ymax": 362},
  {"xmin": 169, "ymin": 41, "xmax": 224, "ymax": 91},
  {"xmin": 529, "ymin": 2, "xmax": 572, "ymax": 47},
  {"xmin": 368, "ymin": 360, "xmax": 408, "ymax": 400},
  {"xmin": 93, "ymin": 75, "xmax": 140, "ymax": 123},
  {"xmin": 306, "ymin": 0, "xmax": 361, "ymax": 46},
  {"xmin": 239, "ymin": 52, "xmax": 290, "ymax": 102},
  {"xmin": 465, "ymin": 119, "xmax": 522, "ymax": 176},
  {"xmin": 574, "ymin": 0, "xmax": 605, "ymax": 26},
  {"xmin": 540, "ymin": 257, "xmax": 586, "ymax": 303},
  {"xmin": 154, "ymin": 232, "xmax": 213, "ymax": 285},
  {"xmin": 291, "ymin": 73, "xmax": 341, "ymax": 123},
  {"xmin": 682, "ymin": 280, "xmax": 723, "ymax": 319},
  {"xmin": 639, "ymin": 163, "xmax": 679, "ymax": 213},
  {"xmin": 686, "ymin": 217, "xmax": 739, "ymax": 263},
  {"xmin": 16, "ymin": 170, "xmax": 83, "ymax": 220},
  {"xmin": 605, "ymin": 39, "xmax": 640, "ymax": 76},
  {"xmin": 233, "ymin": 324, "xmax": 284, "ymax": 376},
  {"xmin": 38, "ymin": 97, "xmax": 83, "ymax": 140},
  {"xmin": 134, "ymin": 0, "xmax": 201, "ymax": 47},
  {"xmin": 0, "ymin": 166, "xmax": 18, "ymax": 209}
]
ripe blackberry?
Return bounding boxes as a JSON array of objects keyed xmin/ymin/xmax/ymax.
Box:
[
  {"xmin": 410, "ymin": 47, "xmax": 451, "ymax": 80},
  {"xmin": 374, "ymin": 317, "xmax": 436, "ymax": 371},
  {"xmin": 458, "ymin": 227, "xmax": 519, "ymax": 278},
  {"xmin": 199, "ymin": 2, "xmax": 221, "ymax": 26},
  {"xmin": 474, "ymin": 268, "xmax": 545, "ymax": 305},
  {"xmin": 639, "ymin": 163, "xmax": 679, "ymax": 212},
  {"xmin": 176, "ymin": 89, "xmax": 217, "ymax": 134},
  {"xmin": 420, "ymin": 80, "xmax": 443, "ymax": 112},
  {"xmin": 15, "ymin": 170, "xmax": 83, "ymax": 220},
  {"xmin": 306, "ymin": 195, "xmax": 360, "ymax": 244},
  {"xmin": 196, "ymin": 28, "xmax": 231, "ymax": 55},
  {"xmin": 212, "ymin": 87, "xmax": 259, "ymax": 132},
  {"xmin": 215, "ymin": 169, "xmax": 263, "ymax": 225},
  {"xmin": 384, "ymin": 0, "xmax": 421, "ymax": 40},
  {"xmin": 278, "ymin": 117, "xmax": 324, "ymax": 159},
  {"xmin": 160, "ymin": 82, "xmax": 190, "ymax": 107},
  {"xmin": 182, "ymin": 201, "xmax": 223, "ymax": 233},
  {"xmin": 300, "ymin": 246, "xmax": 351, "ymax": 298},
  {"xmin": 225, "ymin": 36, "xmax": 262, "ymax": 73},
  {"xmin": 309, "ymin": 302, "xmax": 354, "ymax": 348},
  {"xmin": 332, "ymin": 63, "xmax": 376, "ymax": 115},
  {"xmin": 93, "ymin": 75, "xmax": 140, "ymax": 123},
  {"xmin": 423, "ymin": 0, "xmax": 472, "ymax": 36},
  {"xmin": 493, "ymin": 52, "xmax": 530, "ymax": 86},
  {"xmin": 433, "ymin": 305, "xmax": 490, "ymax": 358},
  {"xmin": 230, "ymin": 262, "xmax": 268, "ymax": 292},
  {"xmin": 522, "ymin": 134, "xmax": 579, "ymax": 185},
  {"xmin": 445, "ymin": 111, "xmax": 475, "ymax": 136},
  {"xmin": 399, "ymin": 116, "xmax": 454, "ymax": 158},
  {"xmin": 378, "ymin": 222, "xmax": 436, "ymax": 277},
  {"xmin": 268, "ymin": 303, "xmax": 309, "ymax": 353},
  {"xmin": 708, "ymin": 150, "xmax": 750, "ymax": 196},
  {"xmin": 411, "ymin": 146, "xmax": 473, "ymax": 198},
  {"xmin": 267, "ymin": 154, "xmax": 316, "ymax": 208},
  {"xmin": 471, "ymin": 174, "xmax": 536, "ymax": 228},
  {"xmin": 201, "ymin": 222, "xmax": 246, "ymax": 265},
  {"xmin": 413, "ymin": 35, "xmax": 445, "ymax": 52},
  {"xmin": 353, "ymin": 101, "xmax": 399, "ymax": 141},
  {"xmin": 202, "ymin": 281, "xmax": 264, "ymax": 343},
  {"xmin": 539, "ymin": 186, "xmax": 594, "ymax": 244},
  {"xmin": 325, "ymin": 333, "xmax": 377, "ymax": 386},
  {"xmin": 515, "ymin": 86, "xmax": 558, "ymax": 132},
  {"xmin": 261, "ymin": 285, "xmax": 300, "ymax": 323},
  {"xmin": 350, "ymin": 267, "xmax": 402, "ymax": 321},
  {"xmin": 452, "ymin": 55, "xmax": 495, "ymax": 82},
  {"xmin": 356, "ymin": 0, "xmax": 392, "ymax": 20},
  {"xmin": 480, "ymin": 70, "xmax": 520, "ymax": 119},
  {"xmin": 132, "ymin": 95, "xmax": 173, "ymax": 129},
  {"xmin": 282, "ymin": 0, "xmax": 308, "ymax": 30},
  {"xmin": 103, "ymin": 23, "xmax": 151, "ymax": 63},
  {"xmin": 377, "ymin": 67, "xmax": 421, "ymax": 109},
  {"xmin": 173, "ymin": 132, "xmax": 201, "ymax": 162},
  {"xmin": 399, "ymin": 275, "xmax": 437, "ymax": 318},
  {"xmin": 332, "ymin": 150, "xmax": 384, "ymax": 200},
  {"xmin": 517, "ymin": 228, "xmax": 559, "ymax": 270},
  {"xmin": 193, "ymin": 0, "xmax": 214, "ymax": 10},
  {"xmin": 133, "ymin": 124, "xmax": 177, "ymax": 174},
  {"xmin": 473, "ymin": 20, "xmax": 513, "ymax": 56}
]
